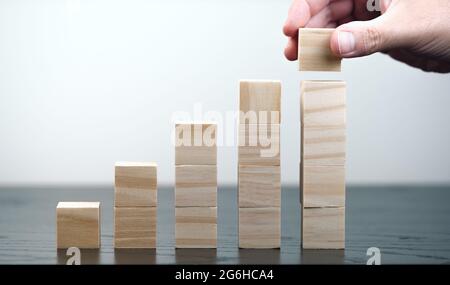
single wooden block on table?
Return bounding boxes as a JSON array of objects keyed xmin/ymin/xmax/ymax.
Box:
[
  {"xmin": 302, "ymin": 125, "xmax": 345, "ymax": 166},
  {"xmin": 302, "ymin": 165, "xmax": 345, "ymax": 208},
  {"xmin": 302, "ymin": 207, "xmax": 345, "ymax": 249},
  {"xmin": 301, "ymin": 80, "xmax": 346, "ymax": 128},
  {"xmin": 175, "ymin": 207, "xmax": 217, "ymax": 248},
  {"xmin": 238, "ymin": 165, "xmax": 280, "ymax": 208},
  {"xmin": 114, "ymin": 207, "xmax": 157, "ymax": 248},
  {"xmin": 115, "ymin": 162, "xmax": 157, "ymax": 207},
  {"xmin": 175, "ymin": 123, "xmax": 217, "ymax": 165},
  {"xmin": 239, "ymin": 80, "xmax": 281, "ymax": 124},
  {"xmin": 298, "ymin": 28, "xmax": 341, "ymax": 72},
  {"xmin": 238, "ymin": 124, "xmax": 280, "ymax": 166},
  {"xmin": 239, "ymin": 207, "xmax": 280, "ymax": 248},
  {"xmin": 176, "ymin": 165, "xmax": 217, "ymax": 207},
  {"xmin": 56, "ymin": 202, "xmax": 100, "ymax": 249}
]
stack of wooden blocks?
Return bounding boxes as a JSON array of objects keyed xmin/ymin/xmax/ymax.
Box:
[
  {"xmin": 56, "ymin": 202, "xmax": 101, "ymax": 249},
  {"xmin": 238, "ymin": 80, "xmax": 281, "ymax": 248},
  {"xmin": 298, "ymin": 28, "xmax": 346, "ymax": 249},
  {"xmin": 114, "ymin": 162, "xmax": 158, "ymax": 248},
  {"xmin": 175, "ymin": 123, "xmax": 218, "ymax": 248}
]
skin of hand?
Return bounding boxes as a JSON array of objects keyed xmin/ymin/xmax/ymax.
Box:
[{"xmin": 283, "ymin": 0, "xmax": 450, "ymax": 73}]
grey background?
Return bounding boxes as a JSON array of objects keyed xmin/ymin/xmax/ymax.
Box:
[{"xmin": 1, "ymin": 0, "xmax": 450, "ymax": 187}]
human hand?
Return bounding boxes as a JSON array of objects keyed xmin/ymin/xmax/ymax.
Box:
[{"xmin": 283, "ymin": 0, "xmax": 450, "ymax": 73}]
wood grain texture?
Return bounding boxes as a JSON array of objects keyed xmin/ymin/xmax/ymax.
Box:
[
  {"xmin": 302, "ymin": 207, "xmax": 345, "ymax": 249},
  {"xmin": 239, "ymin": 207, "xmax": 280, "ymax": 248},
  {"xmin": 239, "ymin": 80, "xmax": 281, "ymax": 124},
  {"xmin": 114, "ymin": 207, "xmax": 157, "ymax": 248},
  {"xmin": 56, "ymin": 202, "xmax": 100, "ymax": 249},
  {"xmin": 302, "ymin": 165, "xmax": 345, "ymax": 208},
  {"xmin": 175, "ymin": 207, "xmax": 217, "ymax": 248},
  {"xmin": 238, "ymin": 165, "xmax": 280, "ymax": 208},
  {"xmin": 298, "ymin": 28, "xmax": 341, "ymax": 72},
  {"xmin": 301, "ymin": 80, "xmax": 346, "ymax": 128},
  {"xmin": 175, "ymin": 123, "xmax": 217, "ymax": 165},
  {"xmin": 302, "ymin": 125, "xmax": 345, "ymax": 166},
  {"xmin": 175, "ymin": 165, "xmax": 217, "ymax": 207},
  {"xmin": 115, "ymin": 162, "xmax": 157, "ymax": 207},
  {"xmin": 238, "ymin": 124, "xmax": 280, "ymax": 166}
]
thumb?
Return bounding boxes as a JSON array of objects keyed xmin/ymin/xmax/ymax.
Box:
[{"xmin": 331, "ymin": 13, "xmax": 396, "ymax": 58}]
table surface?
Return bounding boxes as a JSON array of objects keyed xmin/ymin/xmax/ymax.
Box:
[{"xmin": 0, "ymin": 185, "xmax": 449, "ymax": 265}]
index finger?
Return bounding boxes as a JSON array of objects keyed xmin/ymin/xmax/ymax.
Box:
[{"xmin": 283, "ymin": 0, "xmax": 333, "ymax": 37}]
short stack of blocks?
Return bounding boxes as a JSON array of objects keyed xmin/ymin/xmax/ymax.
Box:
[
  {"xmin": 300, "ymin": 80, "xmax": 346, "ymax": 249},
  {"xmin": 56, "ymin": 202, "xmax": 101, "ymax": 249},
  {"xmin": 175, "ymin": 123, "xmax": 217, "ymax": 248},
  {"xmin": 238, "ymin": 80, "xmax": 281, "ymax": 248},
  {"xmin": 114, "ymin": 162, "xmax": 157, "ymax": 248}
]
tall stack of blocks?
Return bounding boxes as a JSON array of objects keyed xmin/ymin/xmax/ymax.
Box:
[
  {"xmin": 175, "ymin": 123, "xmax": 217, "ymax": 248},
  {"xmin": 298, "ymin": 28, "xmax": 346, "ymax": 249},
  {"xmin": 238, "ymin": 80, "xmax": 281, "ymax": 248},
  {"xmin": 114, "ymin": 162, "xmax": 158, "ymax": 248}
]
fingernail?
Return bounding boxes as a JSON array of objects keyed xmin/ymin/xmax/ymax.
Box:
[{"xmin": 337, "ymin": 31, "xmax": 356, "ymax": 55}]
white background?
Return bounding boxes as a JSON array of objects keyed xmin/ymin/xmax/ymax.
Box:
[{"xmin": 1, "ymin": 0, "xmax": 450, "ymax": 186}]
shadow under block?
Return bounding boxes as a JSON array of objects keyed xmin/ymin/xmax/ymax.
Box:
[
  {"xmin": 175, "ymin": 123, "xmax": 217, "ymax": 165},
  {"xmin": 298, "ymin": 28, "xmax": 341, "ymax": 72},
  {"xmin": 239, "ymin": 207, "xmax": 280, "ymax": 248},
  {"xmin": 239, "ymin": 80, "xmax": 281, "ymax": 124},
  {"xmin": 301, "ymin": 80, "xmax": 346, "ymax": 128},
  {"xmin": 175, "ymin": 165, "xmax": 217, "ymax": 207},
  {"xmin": 302, "ymin": 207, "xmax": 345, "ymax": 249},
  {"xmin": 115, "ymin": 162, "xmax": 157, "ymax": 207},
  {"xmin": 56, "ymin": 202, "xmax": 100, "ymax": 249},
  {"xmin": 302, "ymin": 165, "xmax": 345, "ymax": 208},
  {"xmin": 175, "ymin": 207, "xmax": 217, "ymax": 248},
  {"xmin": 114, "ymin": 207, "xmax": 157, "ymax": 248},
  {"xmin": 238, "ymin": 165, "xmax": 280, "ymax": 208},
  {"xmin": 238, "ymin": 124, "xmax": 280, "ymax": 166}
]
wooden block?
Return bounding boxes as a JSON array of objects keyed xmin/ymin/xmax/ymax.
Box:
[
  {"xmin": 301, "ymin": 80, "xmax": 346, "ymax": 127},
  {"xmin": 175, "ymin": 123, "xmax": 217, "ymax": 165},
  {"xmin": 238, "ymin": 165, "xmax": 280, "ymax": 208},
  {"xmin": 239, "ymin": 80, "xmax": 281, "ymax": 124},
  {"xmin": 56, "ymin": 202, "xmax": 100, "ymax": 249},
  {"xmin": 298, "ymin": 28, "xmax": 341, "ymax": 72},
  {"xmin": 239, "ymin": 207, "xmax": 280, "ymax": 248},
  {"xmin": 176, "ymin": 165, "xmax": 217, "ymax": 207},
  {"xmin": 302, "ymin": 125, "xmax": 345, "ymax": 166},
  {"xmin": 302, "ymin": 207, "xmax": 345, "ymax": 249},
  {"xmin": 302, "ymin": 165, "xmax": 345, "ymax": 208},
  {"xmin": 238, "ymin": 124, "xmax": 280, "ymax": 166},
  {"xmin": 115, "ymin": 162, "xmax": 157, "ymax": 207},
  {"xmin": 175, "ymin": 207, "xmax": 217, "ymax": 248},
  {"xmin": 114, "ymin": 207, "xmax": 157, "ymax": 248}
]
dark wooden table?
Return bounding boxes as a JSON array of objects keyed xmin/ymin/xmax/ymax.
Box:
[{"xmin": 0, "ymin": 185, "xmax": 450, "ymax": 264}]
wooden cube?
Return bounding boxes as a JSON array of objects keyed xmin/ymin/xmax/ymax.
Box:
[
  {"xmin": 175, "ymin": 123, "xmax": 217, "ymax": 165},
  {"xmin": 56, "ymin": 202, "xmax": 100, "ymax": 249},
  {"xmin": 239, "ymin": 207, "xmax": 280, "ymax": 248},
  {"xmin": 176, "ymin": 165, "xmax": 217, "ymax": 207},
  {"xmin": 114, "ymin": 207, "xmax": 157, "ymax": 248},
  {"xmin": 298, "ymin": 28, "xmax": 341, "ymax": 72},
  {"xmin": 301, "ymin": 80, "xmax": 346, "ymax": 127},
  {"xmin": 302, "ymin": 165, "xmax": 345, "ymax": 208},
  {"xmin": 302, "ymin": 207, "xmax": 345, "ymax": 249},
  {"xmin": 239, "ymin": 124, "xmax": 280, "ymax": 166},
  {"xmin": 238, "ymin": 165, "xmax": 280, "ymax": 208},
  {"xmin": 175, "ymin": 207, "xmax": 217, "ymax": 248},
  {"xmin": 115, "ymin": 162, "xmax": 157, "ymax": 207},
  {"xmin": 302, "ymin": 125, "xmax": 345, "ymax": 166},
  {"xmin": 239, "ymin": 80, "xmax": 281, "ymax": 124}
]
